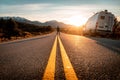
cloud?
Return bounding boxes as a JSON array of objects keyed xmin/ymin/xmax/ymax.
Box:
[
  {"xmin": 0, "ymin": 3, "xmax": 53, "ymax": 13},
  {"xmin": 0, "ymin": 3, "xmax": 120, "ymax": 24}
]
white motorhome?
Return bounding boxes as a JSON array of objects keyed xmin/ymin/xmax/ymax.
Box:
[{"xmin": 84, "ymin": 10, "xmax": 115, "ymax": 34}]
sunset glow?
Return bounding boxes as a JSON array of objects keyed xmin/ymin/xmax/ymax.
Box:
[
  {"xmin": 0, "ymin": 0, "xmax": 120, "ymax": 26},
  {"xmin": 67, "ymin": 16, "xmax": 87, "ymax": 27}
]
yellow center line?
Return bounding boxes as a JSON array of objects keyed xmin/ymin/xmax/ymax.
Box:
[
  {"xmin": 42, "ymin": 36, "xmax": 57, "ymax": 80},
  {"xmin": 43, "ymin": 35, "xmax": 78, "ymax": 80},
  {"xmin": 58, "ymin": 36, "xmax": 78, "ymax": 80}
]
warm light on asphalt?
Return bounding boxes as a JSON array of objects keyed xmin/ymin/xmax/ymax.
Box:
[
  {"xmin": 42, "ymin": 36, "xmax": 57, "ymax": 80},
  {"xmin": 58, "ymin": 36, "xmax": 78, "ymax": 80},
  {"xmin": 42, "ymin": 35, "xmax": 78, "ymax": 80}
]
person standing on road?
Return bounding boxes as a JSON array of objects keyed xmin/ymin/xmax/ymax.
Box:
[{"xmin": 57, "ymin": 26, "xmax": 60, "ymax": 35}]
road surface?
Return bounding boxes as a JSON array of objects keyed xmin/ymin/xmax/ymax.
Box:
[{"xmin": 0, "ymin": 32, "xmax": 120, "ymax": 80}]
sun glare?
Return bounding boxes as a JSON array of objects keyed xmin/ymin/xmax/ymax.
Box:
[{"xmin": 67, "ymin": 16, "xmax": 87, "ymax": 27}]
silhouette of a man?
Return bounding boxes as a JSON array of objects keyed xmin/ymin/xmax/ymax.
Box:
[{"xmin": 57, "ymin": 26, "xmax": 60, "ymax": 35}]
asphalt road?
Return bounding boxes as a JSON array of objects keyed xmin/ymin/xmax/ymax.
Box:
[
  {"xmin": 60, "ymin": 33, "xmax": 120, "ymax": 80},
  {"xmin": 0, "ymin": 32, "xmax": 120, "ymax": 80},
  {"xmin": 0, "ymin": 33, "xmax": 56, "ymax": 80}
]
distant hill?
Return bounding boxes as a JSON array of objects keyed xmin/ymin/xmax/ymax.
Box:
[
  {"xmin": 0, "ymin": 17, "xmax": 76, "ymax": 28},
  {"xmin": 43, "ymin": 20, "xmax": 75, "ymax": 28},
  {"xmin": 0, "ymin": 17, "xmax": 31, "ymax": 23},
  {"xmin": 0, "ymin": 17, "xmax": 53, "ymax": 41}
]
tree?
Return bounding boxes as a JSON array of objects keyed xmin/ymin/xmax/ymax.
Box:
[
  {"xmin": 112, "ymin": 18, "xmax": 119, "ymax": 38},
  {"xmin": 2, "ymin": 18, "xmax": 22, "ymax": 39}
]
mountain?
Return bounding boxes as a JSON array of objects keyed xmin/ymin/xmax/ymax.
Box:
[
  {"xmin": 0, "ymin": 17, "xmax": 53, "ymax": 40},
  {"xmin": 43, "ymin": 20, "xmax": 74, "ymax": 28},
  {"xmin": 0, "ymin": 16, "xmax": 75, "ymax": 28},
  {"xmin": 0, "ymin": 17, "xmax": 31, "ymax": 23}
]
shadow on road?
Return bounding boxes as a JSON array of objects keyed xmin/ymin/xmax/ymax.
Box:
[{"xmin": 88, "ymin": 37, "xmax": 120, "ymax": 54}]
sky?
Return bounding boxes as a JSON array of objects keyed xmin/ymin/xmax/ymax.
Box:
[{"xmin": 0, "ymin": 0, "xmax": 120, "ymax": 26}]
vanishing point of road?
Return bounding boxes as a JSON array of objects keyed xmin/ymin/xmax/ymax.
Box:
[{"xmin": 0, "ymin": 32, "xmax": 120, "ymax": 80}]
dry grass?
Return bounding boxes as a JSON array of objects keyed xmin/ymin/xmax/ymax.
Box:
[{"xmin": 0, "ymin": 31, "xmax": 53, "ymax": 43}]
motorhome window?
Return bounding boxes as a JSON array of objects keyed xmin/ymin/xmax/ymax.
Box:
[
  {"xmin": 99, "ymin": 26, "xmax": 104, "ymax": 28},
  {"xmin": 100, "ymin": 16, "xmax": 105, "ymax": 19}
]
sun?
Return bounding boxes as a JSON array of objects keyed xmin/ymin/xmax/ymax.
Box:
[{"xmin": 67, "ymin": 15, "xmax": 87, "ymax": 27}]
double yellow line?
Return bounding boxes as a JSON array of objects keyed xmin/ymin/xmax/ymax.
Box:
[{"xmin": 42, "ymin": 36, "xmax": 78, "ymax": 80}]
